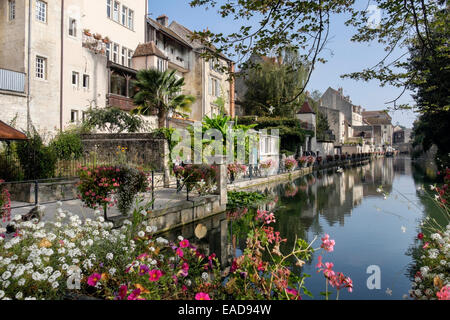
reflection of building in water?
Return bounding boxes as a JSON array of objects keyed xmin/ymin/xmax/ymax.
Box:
[
  {"xmin": 362, "ymin": 158, "xmax": 394, "ymax": 196},
  {"xmin": 393, "ymin": 157, "xmax": 412, "ymax": 176}
]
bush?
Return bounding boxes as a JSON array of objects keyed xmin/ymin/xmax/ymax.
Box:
[
  {"xmin": 326, "ymin": 155, "xmax": 333, "ymax": 162},
  {"xmin": 16, "ymin": 128, "xmax": 57, "ymax": 180},
  {"xmin": 50, "ymin": 129, "xmax": 83, "ymax": 161},
  {"xmin": 77, "ymin": 165, "xmax": 148, "ymax": 216}
]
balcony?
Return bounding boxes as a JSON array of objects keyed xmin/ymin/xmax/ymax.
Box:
[
  {"xmin": 0, "ymin": 68, "xmax": 25, "ymax": 93},
  {"xmin": 107, "ymin": 94, "xmax": 135, "ymax": 112}
]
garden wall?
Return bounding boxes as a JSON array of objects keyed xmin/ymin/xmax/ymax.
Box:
[{"xmin": 80, "ymin": 133, "xmax": 168, "ymax": 172}]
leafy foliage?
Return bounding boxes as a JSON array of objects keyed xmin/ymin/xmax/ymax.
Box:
[
  {"xmin": 132, "ymin": 69, "xmax": 195, "ymax": 128},
  {"xmin": 82, "ymin": 107, "xmax": 146, "ymax": 133},
  {"xmin": 50, "ymin": 129, "xmax": 83, "ymax": 161},
  {"xmin": 227, "ymin": 191, "xmax": 268, "ymax": 209},
  {"xmin": 16, "ymin": 127, "xmax": 57, "ymax": 180},
  {"xmin": 241, "ymin": 49, "xmax": 310, "ymax": 116}
]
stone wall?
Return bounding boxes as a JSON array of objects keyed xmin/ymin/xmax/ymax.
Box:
[
  {"xmin": 0, "ymin": 90, "xmax": 28, "ymax": 130},
  {"xmin": 80, "ymin": 133, "xmax": 167, "ymax": 172}
]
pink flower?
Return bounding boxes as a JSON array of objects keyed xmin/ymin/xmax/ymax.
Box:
[
  {"xmin": 417, "ymin": 233, "xmax": 424, "ymax": 240},
  {"xmin": 87, "ymin": 273, "xmax": 102, "ymax": 287},
  {"xmin": 179, "ymin": 239, "xmax": 190, "ymax": 248},
  {"xmin": 127, "ymin": 288, "xmax": 142, "ymax": 300},
  {"xmin": 423, "ymin": 242, "xmax": 430, "ymax": 249},
  {"xmin": 181, "ymin": 262, "xmax": 189, "ymax": 277},
  {"xmin": 148, "ymin": 269, "xmax": 163, "ymax": 282},
  {"xmin": 176, "ymin": 248, "xmax": 184, "ymax": 258},
  {"xmin": 320, "ymin": 234, "xmax": 335, "ymax": 252},
  {"xmin": 117, "ymin": 285, "xmax": 128, "ymax": 300},
  {"xmin": 437, "ymin": 286, "xmax": 450, "ymax": 300},
  {"xmin": 195, "ymin": 292, "xmax": 211, "ymax": 300},
  {"xmin": 285, "ymin": 288, "xmax": 302, "ymax": 300}
]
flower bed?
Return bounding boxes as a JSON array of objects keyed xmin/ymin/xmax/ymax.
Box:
[
  {"xmin": 409, "ymin": 169, "xmax": 450, "ymax": 300},
  {"xmin": 227, "ymin": 163, "xmax": 247, "ymax": 181},
  {"xmin": 0, "ymin": 198, "xmax": 352, "ymax": 300}
]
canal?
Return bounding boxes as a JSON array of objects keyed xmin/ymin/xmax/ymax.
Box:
[{"xmin": 165, "ymin": 157, "xmax": 443, "ymax": 300}]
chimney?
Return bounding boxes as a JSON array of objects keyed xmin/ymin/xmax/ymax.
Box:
[
  {"xmin": 338, "ymin": 87, "xmax": 343, "ymax": 95},
  {"xmin": 157, "ymin": 15, "xmax": 169, "ymax": 27}
]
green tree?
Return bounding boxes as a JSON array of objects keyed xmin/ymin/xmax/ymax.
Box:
[
  {"xmin": 132, "ymin": 69, "xmax": 195, "ymax": 128},
  {"xmin": 16, "ymin": 127, "xmax": 57, "ymax": 180},
  {"xmin": 82, "ymin": 107, "xmax": 146, "ymax": 133},
  {"xmin": 241, "ymin": 49, "xmax": 309, "ymax": 116}
]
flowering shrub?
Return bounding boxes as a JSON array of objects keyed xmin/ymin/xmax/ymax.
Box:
[
  {"xmin": 326, "ymin": 155, "xmax": 334, "ymax": 162},
  {"xmin": 408, "ymin": 169, "xmax": 450, "ymax": 300},
  {"xmin": 334, "ymin": 155, "xmax": 340, "ymax": 161},
  {"xmin": 260, "ymin": 159, "xmax": 274, "ymax": 170},
  {"xmin": 340, "ymin": 155, "xmax": 347, "ymax": 161},
  {"xmin": 409, "ymin": 226, "xmax": 450, "ymax": 300},
  {"xmin": 284, "ymin": 158, "xmax": 297, "ymax": 172},
  {"xmin": 227, "ymin": 163, "xmax": 247, "ymax": 179},
  {"xmin": 0, "ymin": 196, "xmax": 351, "ymax": 300},
  {"xmin": 77, "ymin": 165, "xmax": 149, "ymax": 216},
  {"xmin": 77, "ymin": 166, "xmax": 120, "ymax": 211},
  {"xmin": 299, "ymin": 156, "xmax": 308, "ymax": 167},
  {"xmin": 173, "ymin": 164, "xmax": 217, "ymax": 195},
  {"xmin": 317, "ymin": 156, "xmax": 323, "ymax": 164},
  {"xmin": 0, "ymin": 181, "xmax": 11, "ymax": 223},
  {"xmin": 307, "ymin": 156, "xmax": 315, "ymax": 166}
]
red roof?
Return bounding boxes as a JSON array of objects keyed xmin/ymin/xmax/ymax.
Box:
[
  {"xmin": 297, "ymin": 101, "xmax": 315, "ymax": 114},
  {"xmin": 0, "ymin": 120, "xmax": 27, "ymax": 141}
]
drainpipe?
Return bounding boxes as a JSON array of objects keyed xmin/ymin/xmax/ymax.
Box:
[
  {"xmin": 26, "ymin": 0, "xmax": 32, "ymax": 131},
  {"xmin": 59, "ymin": 0, "xmax": 65, "ymax": 131}
]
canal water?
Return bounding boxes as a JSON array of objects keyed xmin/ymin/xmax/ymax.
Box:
[{"xmin": 166, "ymin": 157, "xmax": 443, "ymax": 300}]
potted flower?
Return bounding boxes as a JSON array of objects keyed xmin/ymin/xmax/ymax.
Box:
[
  {"xmin": 260, "ymin": 159, "xmax": 274, "ymax": 177},
  {"xmin": 299, "ymin": 156, "xmax": 308, "ymax": 168},
  {"xmin": 284, "ymin": 157, "xmax": 297, "ymax": 172},
  {"xmin": 307, "ymin": 156, "xmax": 315, "ymax": 167},
  {"xmin": 103, "ymin": 36, "xmax": 110, "ymax": 44},
  {"xmin": 326, "ymin": 155, "xmax": 333, "ymax": 162},
  {"xmin": 83, "ymin": 29, "xmax": 92, "ymax": 36},
  {"xmin": 317, "ymin": 156, "xmax": 323, "ymax": 165},
  {"xmin": 93, "ymin": 33, "xmax": 103, "ymax": 41}
]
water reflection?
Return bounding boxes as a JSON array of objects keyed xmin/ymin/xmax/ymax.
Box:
[{"xmin": 165, "ymin": 157, "xmax": 434, "ymax": 299}]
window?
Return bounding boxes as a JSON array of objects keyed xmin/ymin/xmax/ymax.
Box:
[
  {"xmin": 69, "ymin": 18, "xmax": 77, "ymax": 37},
  {"xmin": 113, "ymin": 43, "xmax": 119, "ymax": 63},
  {"xmin": 128, "ymin": 9, "xmax": 134, "ymax": 30},
  {"xmin": 127, "ymin": 50, "xmax": 133, "ymax": 68},
  {"xmin": 70, "ymin": 110, "xmax": 79, "ymax": 123},
  {"xmin": 8, "ymin": 0, "xmax": 16, "ymax": 21},
  {"xmin": 121, "ymin": 6, "xmax": 128, "ymax": 25},
  {"xmin": 107, "ymin": 0, "xmax": 111, "ymax": 18},
  {"xmin": 106, "ymin": 43, "xmax": 111, "ymax": 60},
  {"xmin": 209, "ymin": 78, "xmax": 220, "ymax": 97},
  {"xmin": 35, "ymin": 56, "xmax": 46, "ymax": 79},
  {"xmin": 36, "ymin": 0, "xmax": 47, "ymax": 23},
  {"xmin": 157, "ymin": 58, "xmax": 165, "ymax": 72},
  {"xmin": 113, "ymin": 1, "xmax": 120, "ymax": 22},
  {"xmin": 83, "ymin": 75, "xmax": 90, "ymax": 89},
  {"xmin": 121, "ymin": 47, "xmax": 127, "ymax": 66},
  {"xmin": 72, "ymin": 72, "xmax": 79, "ymax": 87}
]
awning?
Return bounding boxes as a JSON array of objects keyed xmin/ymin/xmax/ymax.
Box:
[{"xmin": 0, "ymin": 120, "xmax": 27, "ymax": 141}]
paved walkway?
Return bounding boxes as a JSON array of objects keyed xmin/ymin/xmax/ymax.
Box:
[{"xmin": 4, "ymin": 188, "xmax": 204, "ymax": 225}]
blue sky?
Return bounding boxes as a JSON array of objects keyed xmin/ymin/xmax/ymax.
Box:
[{"xmin": 147, "ymin": 1, "xmax": 417, "ymax": 128}]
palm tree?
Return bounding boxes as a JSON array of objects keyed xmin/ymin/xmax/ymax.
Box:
[{"xmin": 132, "ymin": 69, "xmax": 195, "ymax": 128}]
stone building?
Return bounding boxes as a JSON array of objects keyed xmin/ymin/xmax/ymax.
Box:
[
  {"xmin": 320, "ymin": 87, "xmax": 363, "ymax": 139},
  {"xmin": 0, "ymin": 0, "xmax": 147, "ymax": 133},
  {"xmin": 362, "ymin": 110, "xmax": 393, "ymax": 148},
  {"xmin": 168, "ymin": 17, "xmax": 235, "ymax": 122}
]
